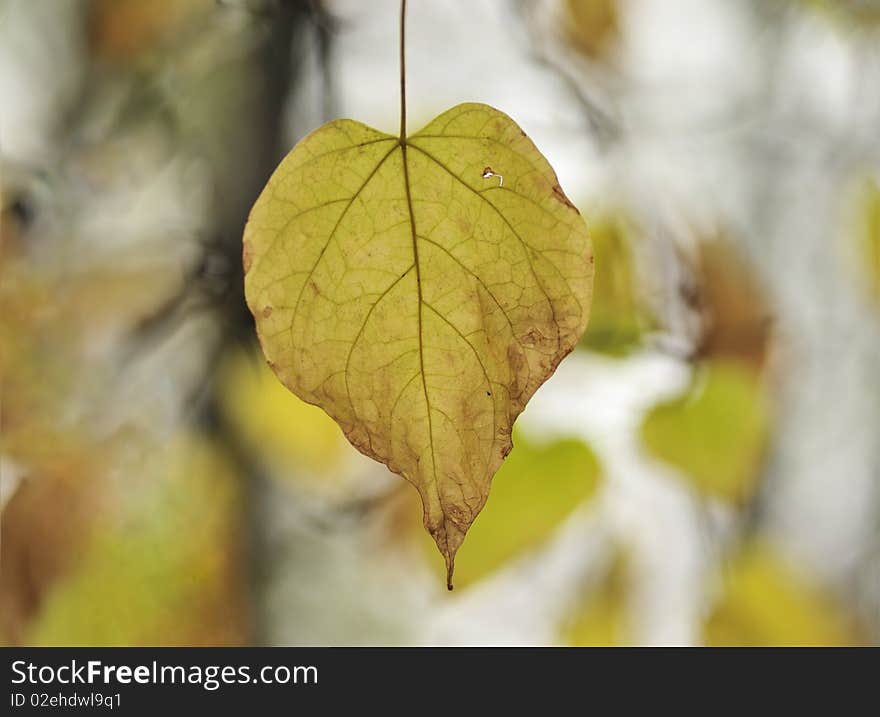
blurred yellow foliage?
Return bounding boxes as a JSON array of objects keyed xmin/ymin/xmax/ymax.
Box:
[
  {"xmin": 0, "ymin": 269, "xmax": 82, "ymax": 475},
  {"xmin": 641, "ymin": 359, "xmax": 769, "ymax": 503},
  {"xmin": 801, "ymin": 0, "xmax": 880, "ymax": 28},
  {"xmin": 219, "ymin": 349, "xmax": 351, "ymax": 481},
  {"xmin": 563, "ymin": 553, "xmax": 628, "ymax": 646},
  {"xmin": 25, "ymin": 432, "xmax": 248, "ymax": 646},
  {"xmin": 580, "ymin": 211, "xmax": 653, "ymax": 356},
  {"xmin": 853, "ymin": 177, "xmax": 880, "ymax": 304},
  {"xmin": 705, "ymin": 545, "xmax": 861, "ymax": 646},
  {"xmin": 564, "ymin": 0, "xmax": 621, "ymax": 61},
  {"xmin": 421, "ymin": 431, "xmax": 602, "ymax": 589}
]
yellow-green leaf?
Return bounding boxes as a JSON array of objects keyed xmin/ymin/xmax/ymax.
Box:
[
  {"xmin": 705, "ymin": 544, "xmax": 861, "ymax": 646},
  {"xmin": 641, "ymin": 359, "xmax": 769, "ymax": 503},
  {"xmin": 243, "ymin": 103, "xmax": 593, "ymax": 587},
  {"xmin": 580, "ymin": 210, "xmax": 653, "ymax": 356}
]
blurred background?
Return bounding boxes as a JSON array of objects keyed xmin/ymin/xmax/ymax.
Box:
[{"xmin": 1, "ymin": 0, "xmax": 879, "ymax": 646}]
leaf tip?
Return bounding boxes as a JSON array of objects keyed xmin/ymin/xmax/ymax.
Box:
[{"xmin": 446, "ymin": 557, "xmax": 455, "ymax": 591}]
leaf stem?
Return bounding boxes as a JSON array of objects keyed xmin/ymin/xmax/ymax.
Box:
[{"xmin": 399, "ymin": 0, "xmax": 407, "ymax": 142}]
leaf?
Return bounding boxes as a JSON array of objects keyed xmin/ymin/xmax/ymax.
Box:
[
  {"xmin": 419, "ymin": 429, "xmax": 601, "ymax": 589},
  {"xmin": 641, "ymin": 359, "xmax": 769, "ymax": 503},
  {"xmin": 243, "ymin": 103, "xmax": 593, "ymax": 587},
  {"xmin": 705, "ymin": 544, "xmax": 861, "ymax": 646},
  {"xmin": 580, "ymin": 209, "xmax": 653, "ymax": 356}
]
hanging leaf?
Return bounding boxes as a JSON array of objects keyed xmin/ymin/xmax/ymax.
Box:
[{"xmin": 243, "ymin": 103, "xmax": 593, "ymax": 587}]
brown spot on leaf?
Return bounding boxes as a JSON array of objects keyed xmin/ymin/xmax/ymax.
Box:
[
  {"xmin": 242, "ymin": 240, "xmax": 254, "ymax": 274},
  {"xmin": 507, "ymin": 342, "xmax": 525, "ymax": 374},
  {"xmin": 524, "ymin": 327, "xmax": 545, "ymax": 347},
  {"xmin": 552, "ymin": 184, "xmax": 580, "ymax": 214},
  {"xmin": 262, "ymin": 306, "xmax": 273, "ymax": 318}
]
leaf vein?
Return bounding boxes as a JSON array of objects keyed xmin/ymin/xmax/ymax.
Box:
[
  {"xmin": 287, "ymin": 144, "xmax": 400, "ymax": 344},
  {"xmin": 407, "ymin": 143, "xmax": 565, "ymax": 354}
]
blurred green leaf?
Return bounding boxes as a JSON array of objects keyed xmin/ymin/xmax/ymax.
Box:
[
  {"xmin": 641, "ymin": 359, "xmax": 769, "ymax": 503},
  {"xmin": 580, "ymin": 211, "xmax": 652, "ymax": 356},
  {"xmin": 423, "ymin": 430, "xmax": 602, "ymax": 589},
  {"xmin": 705, "ymin": 544, "xmax": 861, "ymax": 646}
]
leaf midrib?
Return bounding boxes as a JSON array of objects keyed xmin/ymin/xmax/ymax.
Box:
[{"xmin": 400, "ymin": 140, "xmax": 448, "ymax": 564}]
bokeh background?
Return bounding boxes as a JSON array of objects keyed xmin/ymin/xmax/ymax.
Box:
[{"xmin": 2, "ymin": 0, "xmax": 879, "ymax": 646}]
